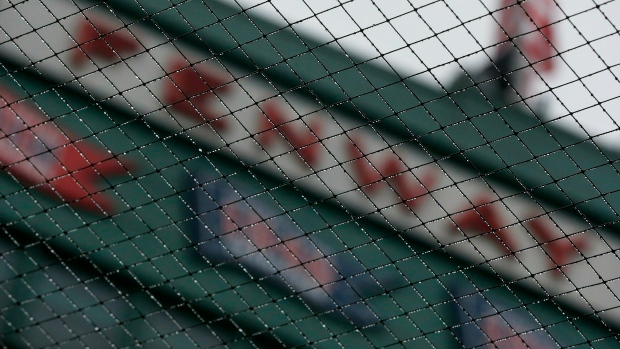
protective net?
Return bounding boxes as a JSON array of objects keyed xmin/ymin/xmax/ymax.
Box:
[{"xmin": 1, "ymin": 0, "xmax": 620, "ymax": 348}]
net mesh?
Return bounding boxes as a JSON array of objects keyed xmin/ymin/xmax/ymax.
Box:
[{"xmin": 1, "ymin": 0, "xmax": 620, "ymax": 348}]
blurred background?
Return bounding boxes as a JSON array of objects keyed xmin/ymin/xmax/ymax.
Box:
[{"xmin": 1, "ymin": 0, "xmax": 620, "ymax": 348}]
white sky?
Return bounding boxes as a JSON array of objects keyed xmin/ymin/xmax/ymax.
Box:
[{"xmin": 235, "ymin": 0, "xmax": 620, "ymax": 149}]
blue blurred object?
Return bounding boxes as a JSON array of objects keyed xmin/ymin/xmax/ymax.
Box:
[{"xmin": 188, "ymin": 170, "xmax": 381, "ymax": 327}]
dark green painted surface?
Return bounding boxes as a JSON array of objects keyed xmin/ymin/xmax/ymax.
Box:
[
  {"xmin": 85, "ymin": 0, "xmax": 620, "ymax": 240},
  {"xmin": 1, "ymin": 47, "xmax": 619, "ymax": 349},
  {"xmin": 0, "ymin": 0, "xmax": 619, "ymax": 347}
]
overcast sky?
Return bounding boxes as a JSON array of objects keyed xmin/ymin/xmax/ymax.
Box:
[{"xmin": 234, "ymin": 0, "xmax": 620, "ymax": 150}]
